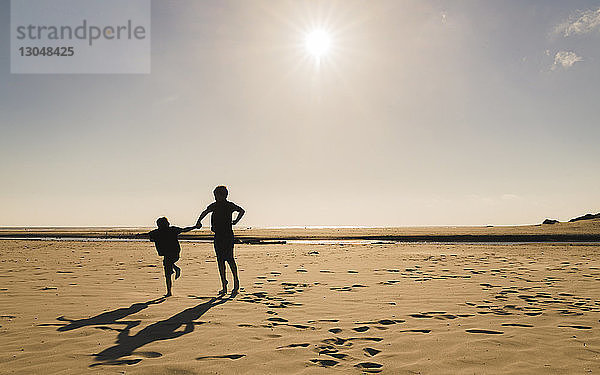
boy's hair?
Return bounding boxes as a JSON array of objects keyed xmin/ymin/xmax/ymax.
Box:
[
  {"xmin": 156, "ymin": 217, "xmax": 169, "ymax": 228},
  {"xmin": 213, "ymin": 185, "xmax": 228, "ymax": 199}
]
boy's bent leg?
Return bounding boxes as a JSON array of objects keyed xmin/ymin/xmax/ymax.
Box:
[{"xmin": 174, "ymin": 264, "xmax": 181, "ymax": 280}]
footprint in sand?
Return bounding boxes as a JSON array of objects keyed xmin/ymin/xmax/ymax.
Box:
[
  {"xmin": 379, "ymin": 319, "xmax": 403, "ymax": 325},
  {"xmin": 401, "ymin": 329, "xmax": 431, "ymax": 334},
  {"xmin": 331, "ymin": 286, "xmax": 353, "ymax": 292},
  {"xmin": 363, "ymin": 348, "xmax": 381, "ymax": 357},
  {"xmin": 329, "ymin": 328, "xmax": 342, "ymax": 334},
  {"xmin": 267, "ymin": 317, "xmax": 288, "ymax": 323},
  {"xmin": 465, "ymin": 329, "xmax": 504, "ymax": 335},
  {"xmin": 310, "ymin": 358, "xmax": 338, "ymax": 367},
  {"xmin": 322, "ymin": 337, "xmax": 350, "ymax": 346},
  {"xmin": 196, "ymin": 354, "xmax": 245, "ymax": 360},
  {"xmin": 328, "ymin": 353, "xmax": 349, "ymax": 359},
  {"xmin": 558, "ymin": 325, "xmax": 592, "ymax": 330},
  {"xmin": 277, "ymin": 343, "xmax": 310, "ymax": 349},
  {"xmin": 501, "ymin": 323, "xmax": 533, "ymax": 327},
  {"xmin": 436, "ymin": 314, "xmax": 458, "ymax": 320},
  {"xmin": 354, "ymin": 362, "xmax": 383, "ymax": 372},
  {"xmin": 314, "ymin": 345, "xmax": 339, "ymax": 355},
  {"xmin": 409, "ymin": 313, "xmax": 432, "ymax": 319},
  {"xmin": 353, "ymin": 326, "xmax": 370, "ymax": 332}
]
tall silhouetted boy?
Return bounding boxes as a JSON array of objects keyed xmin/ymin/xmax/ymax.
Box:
[
  {"xmin": 196, "ymin": 186, "xmax": 245, "ymax": 295},
  {"xmin": 146, "ymin": 217, "xmax": 195, "ymax": 297}
]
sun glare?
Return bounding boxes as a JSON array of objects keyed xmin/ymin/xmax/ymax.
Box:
[{"xmin": 305, "ymin": 29, "xmax": 331, "ymax": 59}]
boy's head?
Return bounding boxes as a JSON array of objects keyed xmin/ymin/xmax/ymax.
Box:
[
  {"xmin": 156, "ymin": 217, "xmax": 169, "ymax": 229},
  {"xmin": 213, "ymin": 185, "xmax": 228, "ymax": 201}
]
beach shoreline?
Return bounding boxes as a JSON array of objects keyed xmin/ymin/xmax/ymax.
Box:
[{"xmin": 1, "ymin": 219, "xmax": 599, "ymax": 243}]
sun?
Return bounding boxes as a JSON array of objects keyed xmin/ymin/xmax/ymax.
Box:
[{"xmin": 304, "ymin": 29, "xmax": 332, "ymax": 59}]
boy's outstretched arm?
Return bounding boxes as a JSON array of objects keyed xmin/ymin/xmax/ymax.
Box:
[
  {"xmin": 232, "ymin": 205, "xmax": 245, "ymax": 225},
  {"xmin": 195, "ymin": 206, "xmax": 212, "ymax": 228},
  {"xmin": 135, "ymin": 230, "xmax": 152, "ymax": 239},
  {"xmin": 180, "ymin": 226, "xmax": 196, "ymax": 233}
]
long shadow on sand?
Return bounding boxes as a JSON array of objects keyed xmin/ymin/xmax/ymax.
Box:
[
  {"xmin": 39, "ymin": 297, "xmax": 166, "ymax": 332},
  {"xmin": 91, "ymin": 295, "xmax": 231, "ymax": 366}
]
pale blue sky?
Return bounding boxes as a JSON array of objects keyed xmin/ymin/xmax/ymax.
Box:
[{"xmin": 1, "ymin": 0, "xmax": 599, "ymax": 227}]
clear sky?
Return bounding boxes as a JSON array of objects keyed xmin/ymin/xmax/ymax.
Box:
[{"xmin": 1, "ymin": 0, "xmax": 599, "ymax": 227}]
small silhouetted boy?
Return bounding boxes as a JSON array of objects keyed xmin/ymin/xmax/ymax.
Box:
[
  {"xmin": 146, "ymin": 217, "xmax": 196, "ymax": 297},
  {"xmin": 196, "ymin": 186, "xmax": 245, "ymax": 295}
]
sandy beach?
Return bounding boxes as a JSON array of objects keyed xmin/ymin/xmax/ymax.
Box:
[{"xmin": 1, "ymin": 227, "xmax": 599, "ymax": 374}]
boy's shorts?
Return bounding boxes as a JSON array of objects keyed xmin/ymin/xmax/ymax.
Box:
[
  {"xmin": 163, "ymin": 254, "xmax": 180, "ymax": 275},
  {"xmin": 214, "ymin": 233, "xmax": 234, "ymax": 262}
]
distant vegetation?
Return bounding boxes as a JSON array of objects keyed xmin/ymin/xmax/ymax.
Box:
[
  {"xmin": 569, "ymin": 213, "xmax": 600, "ymax": 222},
  {"xmin": 543, "ymin": 212, "xmax": 600, "ymax": 224}
]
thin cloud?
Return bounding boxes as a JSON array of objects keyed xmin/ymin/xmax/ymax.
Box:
[
  {"xmin": 552, "ymin": 50, "xmax": 583, "ymax": 70},
  {"xmin": 555, "ymin": 7, "xmax": 600, "ymax": 37}
]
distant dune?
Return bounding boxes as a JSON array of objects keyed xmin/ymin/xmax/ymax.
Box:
[
  {"xmin": 568, "ymin": 212, "xmax": 600, "ymax": 223},
  {"xmin": 543, "ymin": 212, "xmax": 600, "ymax": 225}
]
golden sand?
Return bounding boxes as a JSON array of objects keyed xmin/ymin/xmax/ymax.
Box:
[{"xmin": 1, "ymin": 234, "xmax": 599, "ymax": 374}]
